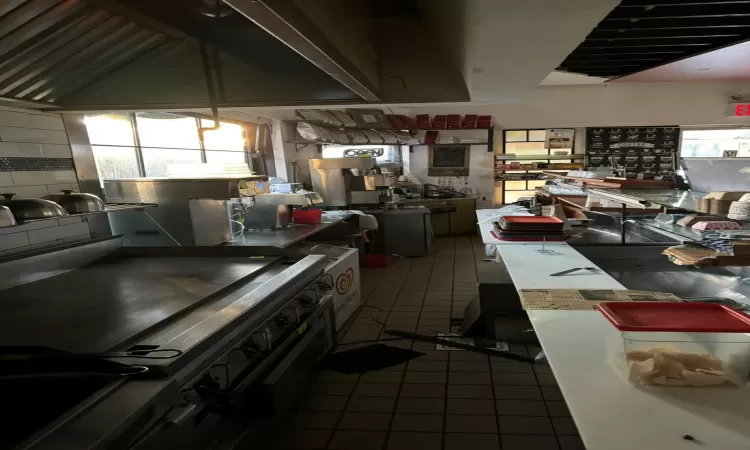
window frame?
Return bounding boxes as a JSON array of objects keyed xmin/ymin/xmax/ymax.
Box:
[
  {"xmin": 87, "ymin": 112, "xmax": 254, "ymax": 179},
  {"xmin": 498, "ymin": 128, "xmax": 576, "ymax": 204}
]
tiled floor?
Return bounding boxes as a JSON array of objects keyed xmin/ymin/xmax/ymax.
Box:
[{"xmin": 275, "ymin": 237, "xmax": 585, "ymax": 450}]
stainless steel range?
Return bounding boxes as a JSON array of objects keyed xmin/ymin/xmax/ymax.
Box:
[{"xmin": 0, "ymin": 237, "xmax": 335, "ymax": 450}]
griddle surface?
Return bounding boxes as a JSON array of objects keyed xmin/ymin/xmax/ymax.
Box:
[{"xmin": 0, "ymin": 256, "xmax": 278, "ymax": 353}]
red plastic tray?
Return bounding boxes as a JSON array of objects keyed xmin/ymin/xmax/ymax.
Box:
[
  {"xmin": 596, "ymin": 302, "xmax": 750, "ymax": 333},
  {"xmin": 500, "ymin": 216, "xmax": 563, "ymax": 224}
]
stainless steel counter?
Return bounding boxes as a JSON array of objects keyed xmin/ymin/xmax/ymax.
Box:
[
  {"xmin": 0, "ymin": 256, "xmax": 279, "ymax": 353},
  {"xmin": 611, "ymin": 188, "xmax": 707, "ymax": 212},
  {"xmin": 227, "ymin": 213, "xmax": 350, "ymax": 248}
]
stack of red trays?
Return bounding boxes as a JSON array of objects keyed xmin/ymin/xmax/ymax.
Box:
[{"xmin": 491, "ymin": 216, "xmax": 568, "ymax": 241}]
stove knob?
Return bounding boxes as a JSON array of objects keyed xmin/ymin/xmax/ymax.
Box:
[
  {"xmin": 300, "ymin": 296, "xmax": 318, "ymax": 307},
  {"xmin": 276, "ymin": 306, "xmax": 300, "ymax": 326},
  {"xmin": 249, "ymin": 327, "xmax": 272, "ymax": 352}
]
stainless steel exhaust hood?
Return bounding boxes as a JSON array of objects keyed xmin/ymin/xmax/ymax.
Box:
[
  {"xmin": 0, "ymin": 0, "xmax": 471, "ymax": 110},
  {"xmin": 0, "ymin": 0, "xmax": 368, "ymax": 110}
]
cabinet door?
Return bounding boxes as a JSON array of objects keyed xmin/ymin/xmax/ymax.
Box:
[{"xmin": 448, "ymin": 200, "xmax": 477, "ymax": 234}]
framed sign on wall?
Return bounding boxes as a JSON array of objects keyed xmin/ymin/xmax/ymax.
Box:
[{"xmin": 585, "ymin": 126, "xmax": 679, "ymax": 181}]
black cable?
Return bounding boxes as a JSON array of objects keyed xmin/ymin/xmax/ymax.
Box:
[{"xmin": 337, "ymin": 337, "xmax": 410, "ymax": 346}]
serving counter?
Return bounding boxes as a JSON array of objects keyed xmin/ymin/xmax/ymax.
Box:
[{"xmin": 477, "ymin": 207, "xmax": 750, "ymax": 450}]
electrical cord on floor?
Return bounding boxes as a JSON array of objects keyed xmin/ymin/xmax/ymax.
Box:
[{"xmin": 336, "ymin": 305, "xmax": 412, "ymax": 347}]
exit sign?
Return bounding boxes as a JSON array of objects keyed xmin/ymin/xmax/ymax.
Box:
[{"xmin": 728, "ymin": 103, "xmax": 750, "ymax": 117}]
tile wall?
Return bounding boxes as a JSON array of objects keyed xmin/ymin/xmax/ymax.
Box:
[{"xmin": 0, "ymin": 106, "xmax": 90, "ymax": 256}]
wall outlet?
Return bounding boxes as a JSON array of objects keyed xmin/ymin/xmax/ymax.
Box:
[{"xmin": 723, "ymin": 150, "xmax": 738, "ymax": 158}]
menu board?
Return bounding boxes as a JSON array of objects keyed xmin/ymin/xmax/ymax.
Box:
[{"xmin": 585, "ymin": 126, "xmax": 679, "ymax": 181}]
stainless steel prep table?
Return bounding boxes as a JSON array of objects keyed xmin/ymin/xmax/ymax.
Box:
[{"xmin": 227, "ymin": 213, "xmax": 352, "ymax": 248}]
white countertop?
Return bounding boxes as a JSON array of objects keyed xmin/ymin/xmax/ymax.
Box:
[
  {"xmin": 486, "ymin": 220, "xmax": 750, "ymax": 450},
  {"xmin": 497, "ymin": 243, "xmax": 625, "ymax": 290},
  {"xmin": 531, "ymin": 309, "xmax": 750, "ymax": 450},
  {"xmin": 476, "ymin": 207, "xmax": 569, "ymax": 246}
]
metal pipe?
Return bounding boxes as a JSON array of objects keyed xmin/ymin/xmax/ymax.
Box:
[{"xmin": 198, "ymin": 43, "xmax": 221, "ymax": 144}]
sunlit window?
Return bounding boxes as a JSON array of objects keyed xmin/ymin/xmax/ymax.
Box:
[
  {"xmin": 681, "ymin": 128, "xmax": 750, "ymax": 158},
  {"xmin": 200, "ymin": 119, "xmax": 247, "ymax": 164},
  {"xmin": 84, "ymin": 114, "xmax": 140, "ymax": 180},
  {"xmin": 83, "ymin": 113, "xmax": 253, "ymax": 180}
]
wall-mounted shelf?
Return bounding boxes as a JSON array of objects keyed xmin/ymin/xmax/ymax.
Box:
[{"xmin": 495, "ymin": 154, "xmax": 586, "ymax": 161}]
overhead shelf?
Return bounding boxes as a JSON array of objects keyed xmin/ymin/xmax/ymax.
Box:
[{"xmin": 495, "ymin": 154, "xmax": 586, "ymax": 161}]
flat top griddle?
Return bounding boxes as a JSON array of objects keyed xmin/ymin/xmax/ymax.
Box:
[{"xmin": 0, "ymin": 256, "xmax": 279, "ymax": 353}]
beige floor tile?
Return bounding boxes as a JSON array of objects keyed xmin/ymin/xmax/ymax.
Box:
[
  {"xmin": 444, "ymin": 433, "xmax": 499, "ymax": 450},
  {"xmin": 386, "ymin": 432, "xmax": 442, "ymax": 450},
  {"xmin": 359, "ymin": 370, "xmax": 404, "ymax": 383},
  {"xmin": 337, "ymin": 412, "xmax": 392, "ymax": 430},
  {"xmin": 445, "ymin": 414, "xmax": 497, "ymax": 433},
  {"xmin": 346, "ymin": 396, "xmax": 397, "ymax": 413},
  {"xmin": 329, "ymin": 430, "xmax": 387, "ymax": 450},
  {"xmin": 391, "ymin": 413, "xmax": 444, "ymax": 432}
]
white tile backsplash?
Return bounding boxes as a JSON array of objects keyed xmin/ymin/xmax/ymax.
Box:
[
  {"xmin": 0, "ymin": 107, "xmax": 91, "ymax": 255},
  {"xmin": 1, "ymin": 184, "xmax": 49, "ymax": 198},
  {"xmin": 0, "ymin": 142, "xmax": 42, "ymax": 157},
  {"xmin": 0, "ymin": 110, "xmax": 65, "ymax": 131},
  {"xmin": 53, "ymin": 170, "xmax": 77, "ymax": 183},
  {"xmin": 0, "ymin": 172, "xmax": 12, "ymax": 187},
  {"xmin": 45, "ymin": 183, "xmax": 78, "ymax": 193},
  {"xmin": 0, "ymin": 126, "xmax": 69, "ymax": 145},
  {"xmin": 40, "ymin": 143, "xmax": 72, "ymax": 158},
  {"xmin": 10, "ymin": 171, "xmax": 58, "ymax": 186}
]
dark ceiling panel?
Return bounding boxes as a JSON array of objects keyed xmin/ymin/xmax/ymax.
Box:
[{"xmin": 558, "ymin": 0, "xmax": 750, "ymax": 77}]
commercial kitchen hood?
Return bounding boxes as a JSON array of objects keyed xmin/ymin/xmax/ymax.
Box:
[
  {"xmin": 2, "ymin": 0, "xmax": 616, "ymax": 110},
  {"xmin": 0, "ymin": 0, "xmax": 365, "ymax": 110},
  {"xmin": 0, "ymin": 0, "xmax": 475, "ymax": 111}
]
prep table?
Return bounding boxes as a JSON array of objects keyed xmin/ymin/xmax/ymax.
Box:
[
  {"xmin": 0, "ymin": 237, "xmax": 336, "ymax": 450},
  {"xmin": 227, "ymin": 212, "xmax": 352, "ymax": 248},
  {"xmin": 476, "ymin": 208, "xmax": 750, "ymax": 449}
]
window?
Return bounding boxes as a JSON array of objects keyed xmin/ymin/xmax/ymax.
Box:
[
  {"xmin": 84, "ymin": 113, "xmax": 253, "ymax": 180},
  {"xmin": 200, "ymin": 119, "xmax": 247, "ymax": 164},
  {"xmin": 84, "ymin": 114, "xmax": 141, "ymax": 180},
  {"xmin": 681, "ymin": 128, "xmax": 750, "ymax": 158},
  {"xmin": 136, "ymin": 113, "xmax": 203, "ymax": 177},
  {"xmin": 496, "ymin": 129, "xmax": 576, "ymax": 204}
]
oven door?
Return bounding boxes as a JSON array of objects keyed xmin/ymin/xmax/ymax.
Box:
[
  {"xmin": 128, "ymin": 296, "xmax": 335, "ymax": 450},
  {"xmin": 252, "ymin": 298, "xmax": 335, "ymax": 414}
]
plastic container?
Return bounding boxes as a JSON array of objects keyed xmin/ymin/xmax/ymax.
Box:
[
  {"xmin": 596, "ymin": 302, "xmax": 750, "ymax": 387},
  {"xmin": 293, "ymin": 208, "xmax": 322, "ymax": 225}
]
